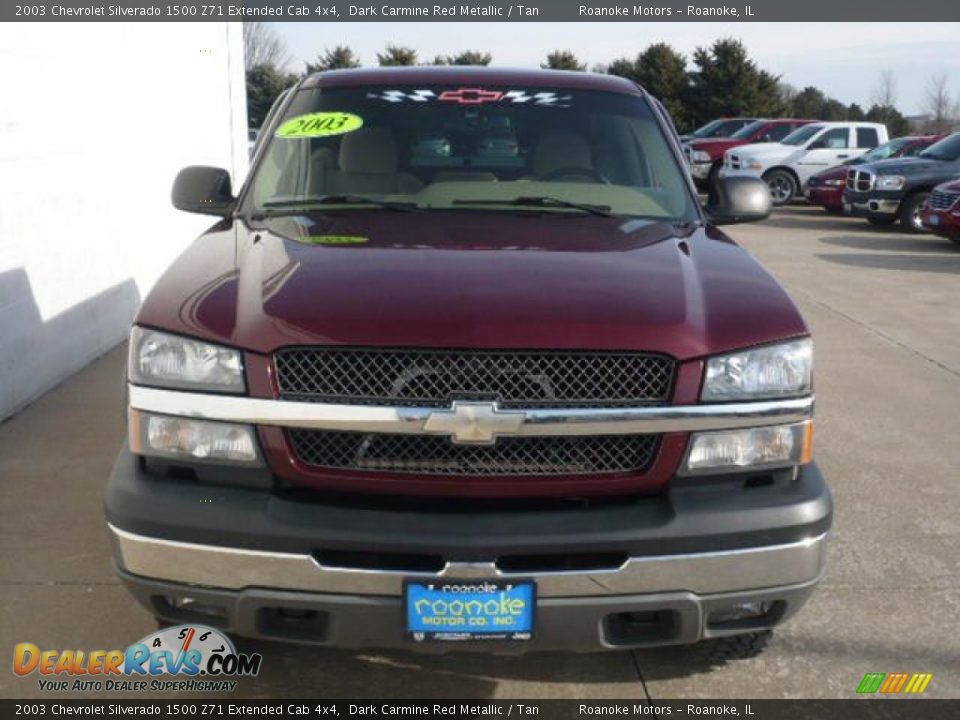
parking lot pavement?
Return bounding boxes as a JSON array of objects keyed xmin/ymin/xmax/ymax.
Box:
[{"xmin": 1, "ymin": 205, "xmax": 958, "ymax": 700}]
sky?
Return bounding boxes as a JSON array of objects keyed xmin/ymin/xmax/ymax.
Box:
[{"xmin": 273, "ymin": 22, "xmax": 960, "ymax": 116}]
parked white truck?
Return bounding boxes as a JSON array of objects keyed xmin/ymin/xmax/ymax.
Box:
[{"xmin": 719, "ymin": 122, "xmax": 889, "ymax": 205}]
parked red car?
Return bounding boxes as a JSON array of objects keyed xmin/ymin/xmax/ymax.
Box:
[
  {"xmin": 805, "ymin": 135, "xmax": 943, "ymax": 213},
  {"xmin": 684, "ymin": 119, "xmax": 817, "ymax": 190},
  {"xmin": 921, "ymin": 179, "xmax": 960, "ymax": 242}
]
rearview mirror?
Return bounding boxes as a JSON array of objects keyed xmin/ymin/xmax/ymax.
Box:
[
  {"xmin": 705, "ymin": 177, "xmax": 772, "ymax": 225},
  {"xmin": 171, "ymin": 166, "xmax": 235, "ymax": 216}
]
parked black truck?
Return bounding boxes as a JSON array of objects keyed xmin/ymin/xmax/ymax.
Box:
[{"xmin": 842, "ymin": 133, "xmax": 960, "ymax": 233}]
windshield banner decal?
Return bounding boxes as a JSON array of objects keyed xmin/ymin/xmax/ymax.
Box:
[{"xmin": 366, "ymin": 89, "xmax": 572, "ymax": 107}]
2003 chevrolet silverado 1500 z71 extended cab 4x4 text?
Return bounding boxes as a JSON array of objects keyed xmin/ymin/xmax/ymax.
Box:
[{"xmin": 105, "ymin": 67, "xmax": 831, "ymax": 654}]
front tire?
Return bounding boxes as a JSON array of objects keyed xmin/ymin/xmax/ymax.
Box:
[
  {"xmin": 695, "ymin": 631, "xmax": 772, "ymax": 662},
  {"xmin": 898, "ymin": 192, "xmax": 930, "ymax": 234},
  {"xmin": 763, "ymin": 170, "xmax": 797, "ymax": 206}
]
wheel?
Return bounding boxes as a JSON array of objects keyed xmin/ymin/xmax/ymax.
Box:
[
  {"xmin": 897, "ymin": 192, "xmax": 930, "ymax": 234},
  {"xmin": 706, "ymin": 163, "xmax": 722, "ymax": 199},
  {"xmin": 763, "ymin": 170, "xmax": 797, "ymax": 206},
  {"xmin": 695, "ymin": 631, "xmax": 772, "ymax": 662},
  {"xmin": 867, "ymin": 216, "xmax": 896, "ymax": 226}
]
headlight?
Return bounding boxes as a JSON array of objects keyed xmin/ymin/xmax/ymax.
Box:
[
  {"xmin": 702, "ymin": 339, "xmax": 812, "ymax": 401},
  {"xmin": 824, "ymin": 178, "xmax": 845, "ymax": 187},
  {"xmin": 692, "ymin": 150, "xmax": 712, "ymax": 163},
  {"xmin": 130, "ymin": 410, "xmax": 262, "ymax": 465},
  {"xmin": 129, "ymin": 327, "xmax": 244, "ymax": 393},
  {"xmin": 681, "ymin": 421, "xmax": 813, "ymax": 475},
  {"xmin": 745, "ymin": 160, "xmax": 763, "ymax": 170},
  {"xmin": 875, "ymin": 175, "xmax": 905, "ymax": 191}
]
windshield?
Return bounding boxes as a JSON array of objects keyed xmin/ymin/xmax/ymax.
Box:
[
  {"xmin": 690, "ymin": 118, "xmax": 746, "ymax": 138},
  {"xmin": 731, "ymin": 120, "xmax": 767, "ymax": 140},
  {"xmin": 860, "ymin": 138, "xmax": 912, "ymax": 162},
  {"xmin": 781, "ymin": 124, "xmax": 824, "ymax": 146},
  {"xmin": 243, "ymin": 85, "xmax": 698, "ymax": 222},
  {"xmin": 690, "ymin": 119, "xmax": 727, "ymax": 138},
  {"xmin": 919, "ymin": 133, "xmax": 960, "ymax": 161}
]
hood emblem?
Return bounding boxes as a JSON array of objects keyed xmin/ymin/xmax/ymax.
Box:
[{"xmin": 423, "ymin": 401, "xmax": 526, "ymax": 445}]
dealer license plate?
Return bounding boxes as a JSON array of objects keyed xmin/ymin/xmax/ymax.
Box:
[{"xmin": 405, "ymin": 579, "xmax": 535, "ymax": 642}]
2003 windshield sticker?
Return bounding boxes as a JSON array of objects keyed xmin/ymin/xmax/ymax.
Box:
[{"xmin": 275, "ymin": 111, "xmax": 363, "ymax": 138}]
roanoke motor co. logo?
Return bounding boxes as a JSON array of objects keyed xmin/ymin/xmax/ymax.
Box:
[
  {"xmin": 857, "ymin": 672, "xmax": 934, "ymax": 695},
  {"xmin": 13, "ymin": 625, "xmax": 261, "ymax": 692}
]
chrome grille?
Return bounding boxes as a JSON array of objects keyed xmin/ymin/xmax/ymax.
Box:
[
  {"xmin": 274, "ymin": 348, "xmax": 675, "ymax": 408},
  {"xmin": 288, "ymin": 430, "xmax": 659, "ymax": 476},
  {"xmin": 727, "ymin": 154, "xmax": 741, "ymax": 170},
  {"xmin": 929, "ymin": 189, "xmax": 960, "ymax": 211},
  {"xmin": 847, "ymin": 168, "xmax": 874, "ymax": 192}
]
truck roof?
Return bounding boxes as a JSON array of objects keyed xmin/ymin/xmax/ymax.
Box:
[{"xmin": 300, "ymin": 66, "xmax": 642, "ymax": 95}]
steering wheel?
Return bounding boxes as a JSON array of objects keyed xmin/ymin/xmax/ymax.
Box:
[{"xmin": 538, "ymin": 167, "xmax": 610, "ymax": 184}]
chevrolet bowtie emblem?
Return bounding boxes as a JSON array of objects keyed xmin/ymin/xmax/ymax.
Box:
[{"xmin": 423, "ymin": 401, "xmax": 526, "ymax": 445}]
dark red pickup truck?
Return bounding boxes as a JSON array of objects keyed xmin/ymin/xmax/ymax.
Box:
[
  {"xmin": 106, "ymin": 67, "xmax": 830, "ymax": 654},
  {"xmin": 684, "ymin": 118, "xmax": 816, "ymax": 190}
]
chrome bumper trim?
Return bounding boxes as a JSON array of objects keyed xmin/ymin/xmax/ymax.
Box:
[
  {"xmin": 109, "ymin": 524, "xmax": 827, "ymax": 598},
  {"xmin": 128, "ymin": 385, "xmax": 814, "ymax": 437}
]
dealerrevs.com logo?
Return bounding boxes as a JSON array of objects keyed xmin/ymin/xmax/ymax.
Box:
[{"xmin": 13, "ymin": 625, "xmax": 261, "ymax": 693}]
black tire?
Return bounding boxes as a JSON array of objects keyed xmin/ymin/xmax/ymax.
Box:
[
  {"xmin": 763, "ymin": 170, "xmax": 797, "ymax": 206},
  {"xmin": 898, "ymin": 192, "xmax": 930, "ymax": 234},
  {"xmin": 695, "ymin": 631, "xmax": 772, "ymax": 663},
  {"xmin": 867, "ymin": 216, "xmax": 896, "ymax": 226},
  {"xmin": 706, "ymin": 163, "xmax": 722, "ymax": 199}
]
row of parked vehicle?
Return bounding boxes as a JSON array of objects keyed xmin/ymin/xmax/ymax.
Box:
[{"xmin": 682, "ymin": 118, "xmax": 960, "ymax": 244}]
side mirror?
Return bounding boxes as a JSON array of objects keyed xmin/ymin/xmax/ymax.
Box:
[
  {"xmin": 807, "ymin": 140, "xmax": 827, "ymax": 150},
  {"xmin": 705, "ymin": 176, "xmax": 772, "ymax": 225},
  {"xmin": 171, "ymin": 166, "xmax": 235, "ymax": 216}
]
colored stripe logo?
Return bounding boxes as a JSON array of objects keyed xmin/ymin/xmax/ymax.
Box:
[{"xmin": 857, "ymin": 672, "xmax": 933, "ymax": 694}]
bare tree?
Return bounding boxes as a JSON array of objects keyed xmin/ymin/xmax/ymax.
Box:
[
  {"xmin": 871, "ymin": 69, "xmax": 897, "ymax": 108},
  {"xmin": 924, "ymin": 74, "xmax": 958, "ymax": 133},
  {"xmin": 243, "ymin": 22, "xmax": 291, "ymax": 70}
]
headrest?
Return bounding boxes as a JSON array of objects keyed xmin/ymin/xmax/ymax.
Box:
[
  {"xmin": 532, "ymin": 131, "xmax": 592, "ymax": 177},
  {"xmin": 338, "ymin": 128, "xmax": 398, "ymax": 174}
]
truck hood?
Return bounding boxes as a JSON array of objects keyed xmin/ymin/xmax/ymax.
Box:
[
  {"xmin": 729, "ymin": 143, "xmax": 796, "ymax": 162},
  {"xmin": 686, "ymin": 138, "xmax": 746, "ymax": 157},
  {"xmin": 136, "ymin": 212, "xmax": 807, "ymax": 361},
  {"xmin": 859, "ymin": 157, "xmax": 943, "ymax": 176}
]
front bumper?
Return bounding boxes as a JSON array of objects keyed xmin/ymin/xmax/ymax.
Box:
[
  {"xmin": 106, "ymin": 448, "xmax": 831, "ymax": 651},
  {"xmin": 922, "ymin": 208, "xmax": 960, "ymax": 237},
  {"xmin": 805, "ymin": 185, "xmax": 844, "ymax": 209},
  {"xmin": 843, "ymin": 190, "xmax": 902, "ymax": 217}
]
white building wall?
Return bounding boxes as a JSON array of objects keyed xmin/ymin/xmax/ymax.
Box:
[{"xmin": 0, "ymin": 22, "xmax": 249, "ymax": 421}]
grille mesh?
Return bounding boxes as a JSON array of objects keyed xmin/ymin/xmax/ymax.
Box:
[
  {"xmin": 288, "ymin": 430, "xmax": 658, "ymax": 476},
  {"xmin": 274, "ymin": 348, "xmax": 675, "ymax": 408},
  {"xmin": 929, "ymin": 189, "xmax": 960, "ymax": 212}
]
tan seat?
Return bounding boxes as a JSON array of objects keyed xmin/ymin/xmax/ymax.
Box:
[
  {"xmin": 333, "ymin": 128, "xmax": 422, "ymax": 195},
  {"xmin": 530, "ymin": 131, "xmax": 594, "ymax": 178}
]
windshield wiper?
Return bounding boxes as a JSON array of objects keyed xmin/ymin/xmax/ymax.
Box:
[
  {"xmin": 247, "ymin": 195, "xmax": 417, "ymax": 219},
  {"xmin": 453, "ymin": 196, "xmax": 615, "ymax": 218}
]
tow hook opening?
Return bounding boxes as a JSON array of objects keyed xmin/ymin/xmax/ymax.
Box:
[
  {"xmin": 603, "ymin": 610, "xmax": 680, "ymax": 646},
  {"xmin": 256, "ymin": 607, "xmax": 330, "ymax": 642}
]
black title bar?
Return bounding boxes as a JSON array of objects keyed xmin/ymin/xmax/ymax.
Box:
[{"xmin": 5, "ymin": 0, "xmax": 960, "ymax": 22}]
